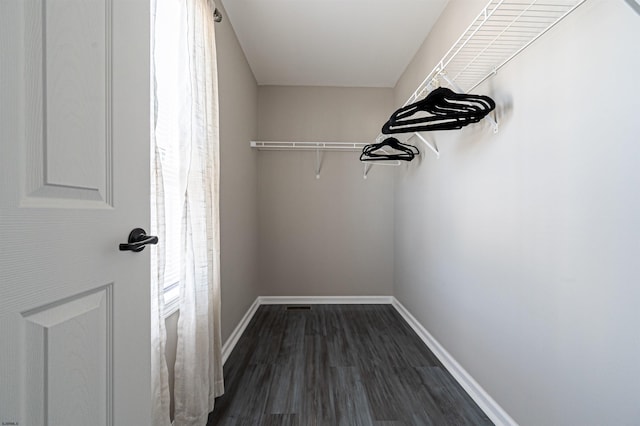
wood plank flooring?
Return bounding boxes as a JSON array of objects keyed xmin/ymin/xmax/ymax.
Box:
[{"xmin": 207, "ymin": 304, "xmax": 492, "ymax": 426}]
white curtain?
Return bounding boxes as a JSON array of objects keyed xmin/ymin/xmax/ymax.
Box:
[
  {"xmin": 150, "ymin": 0, "xmax": 172, "ymax": 423},
  {"xmin": 151, "ymin": 0, "xmax": 224, "ymax": 425},
  {"xmin": 150, "ymin": 147, "xmax": 172, "ymax": 426},
  {"xmin": 173, "ymin": 0, "xmax": 224, "ymax": 424}
]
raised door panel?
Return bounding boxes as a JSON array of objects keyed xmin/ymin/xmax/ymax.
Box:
[
  {"xmin": 22, "ymin": 286, "xmax": 112, "ymax": 426},
  {"xmin": 22, "ymin": 0, "xmax": 112, "ymax": 208}
]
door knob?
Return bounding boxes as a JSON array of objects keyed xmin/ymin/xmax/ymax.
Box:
[{"xmin": 119, "ymin": 228, "xmax": 158, "ymax": 252}]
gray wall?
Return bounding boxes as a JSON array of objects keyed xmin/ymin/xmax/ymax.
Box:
[
  {"xmin": 393, "ymin": 0, "xmax": 640, "ymax": 424},
  {"xmin": 216, "ymin": 2, "xmax": 260, "ymax": 343},
  {"xmin": 257, "ymin": 86, "xmax": 396, "ymax": 296}
]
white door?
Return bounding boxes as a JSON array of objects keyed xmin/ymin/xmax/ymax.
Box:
[{"xmin": 0, "ymin": 0, "xmax": 151, "ymax": 424}]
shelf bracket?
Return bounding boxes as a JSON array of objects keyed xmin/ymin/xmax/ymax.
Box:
[
  {"xmin": 412, "ymin": 133, "xmax": 439, "ymax": 158},
  {"xmin": 362, "ymin": 157, "xmax": 403, "ymax": 179},
  {"xmin": 439, "ymin": 71, "xmax": 499, "ymax": 133},
  {"xmin": 363, "ymin": 162, "xmax": 372, "ymax": 179},
  {"xmin": 315, "ymin": 148, "xmax": 323, "ymax": 179}
]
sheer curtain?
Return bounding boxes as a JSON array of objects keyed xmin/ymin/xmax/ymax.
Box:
[
  {"xmin": 150, "ymin": 0, "xmax": 172, "ymax": 423},
  {"xmin": 151, "ymin": 0, "xmax": 224, "ymax": 424}
]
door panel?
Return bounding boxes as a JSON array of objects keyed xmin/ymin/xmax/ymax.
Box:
[
  {"xmin": 43, "ymin": 0, "xmax": 107, "ymax": 191},
  {"xmin": 0, "ymin": 0, "xmax": 150, "ymax": 424},
  {"xmin": 22, "ymin": 0, "xmax": 111, "ymax": 207},
  {"xmin": 22, "ymin": 285, "xmax": 112, "ymax": 426}
]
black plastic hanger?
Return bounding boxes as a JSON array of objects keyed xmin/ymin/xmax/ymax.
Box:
[
  {"xmin": 382, "ymin": 87, "xmax": 495, "ymax": 134},
  {"xmin": 360, "ymin": 137, "xmax": 419, "ymax": 162}
]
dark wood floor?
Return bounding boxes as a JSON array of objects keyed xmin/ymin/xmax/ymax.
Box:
[{"xmin": 207, "ymin": 304, "xmax": 492, "ymax": 426}]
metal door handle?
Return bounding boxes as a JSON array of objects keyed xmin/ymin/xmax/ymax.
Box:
[{"xmin": 119, "ymin": 228, "xmax": 158, "ymax": 252}]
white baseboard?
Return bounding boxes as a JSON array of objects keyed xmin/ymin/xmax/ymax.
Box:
[
  {"xmin": 221, "ymin": 297, "xmax": 260, "ymax": 364},
  {"xmin": 391, "ymin": 297, "xmax": 517, "ymax": 426},
  {"xmin": 221, "ymin": 295, "xmax": 515, "ymax": 426},
  {"xmin": 258, "ymin": 295, "xmax": 394, "ymax": 305}
]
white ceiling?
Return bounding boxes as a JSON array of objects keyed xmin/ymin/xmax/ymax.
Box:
[{"xmin": 220, "ymin": 0, "xmax": 450, "ymax": 88}]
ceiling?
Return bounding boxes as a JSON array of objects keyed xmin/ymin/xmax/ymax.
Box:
[{"xmin": 220, "ymin": 0, "xmax": 450, "ymax": 88}]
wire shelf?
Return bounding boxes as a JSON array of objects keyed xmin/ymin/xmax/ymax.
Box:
[
  {"xmin": 251, "ymin": 141, "xmax": 373, "ymax": 179},
  {"xmin": 252, "ymin": 0, "xmax": 587, "ymax": 174},
  {"xmin": 407, "ymin": 0, "xmax": 586, "ymax": 105},
  {"xmin": 251, "ymin": 141, "xmax": 368, "ymax": 151}
]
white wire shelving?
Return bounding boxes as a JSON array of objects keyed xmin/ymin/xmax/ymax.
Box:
[
  {"xmin": 251, "ymin": 141, "xmax": 372, "ymax": 179},
  {"xmin": 434, "ymin": 0, "xmax": 586, "ymax": 94},
  {"xmin": 392, "ymin": 0, "xmax": 586, "ymax": 141},
  {"xmin": 251, "ymin": 0, "xmax": 587, "ymax": 177},
  {"xmin": 250, "ymin": 141, "xmax": 408, "ymax": 179},
  {"xmin": 250, "ymin": 141, "xmax": 367, "ymax": 151}
]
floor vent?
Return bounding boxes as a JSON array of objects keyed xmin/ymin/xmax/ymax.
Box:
[{"xmin": 285, "ymin": 305, "xmax": 312, "ymax": 311}]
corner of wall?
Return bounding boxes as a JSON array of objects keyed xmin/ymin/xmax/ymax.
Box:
[{"xmin": 214, "ymin": 2, "xmax": 261, "ymax": 343}]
